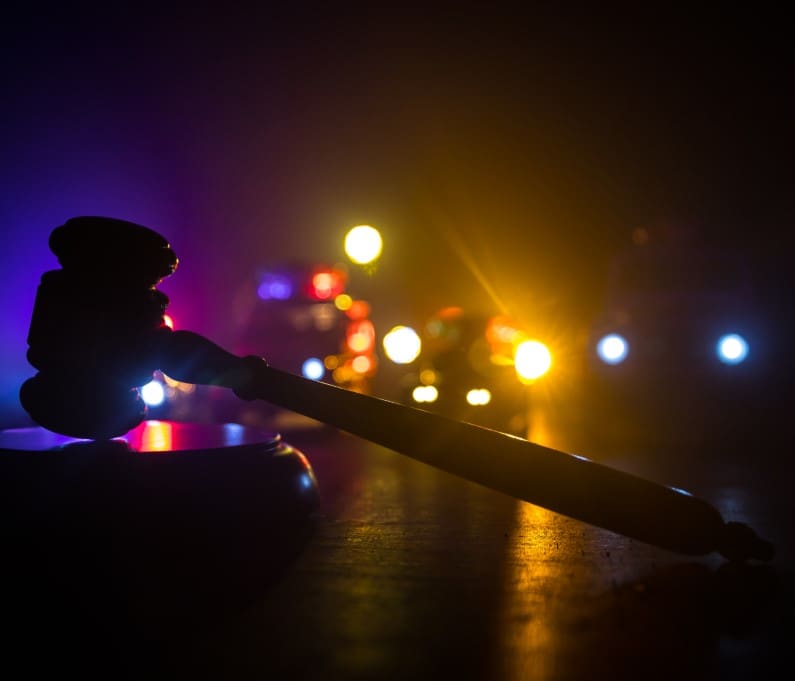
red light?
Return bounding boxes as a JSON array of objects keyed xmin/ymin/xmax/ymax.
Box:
[
  {"xmin": 309, "ymin": 267, "xmax": 346, "ymax": 300},
  {"xmin": 346, "ymin": 319, "xmax": 375, "ymax": 353},
  {"xmin": 345, "ymin": 299, "xmax": 371, "ymax": 320},
  {"xmin": 163, "ymin": 314, "xmax": 175, "ymax": 329}
]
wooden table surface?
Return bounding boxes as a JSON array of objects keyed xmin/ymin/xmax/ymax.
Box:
[{"xmin": 1, "ymin": 405, "xmax": 791, "ymax": 680}]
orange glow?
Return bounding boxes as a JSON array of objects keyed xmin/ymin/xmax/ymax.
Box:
[
  {"xmin": 140, "ymin": 420, "xmax": 173, "ymax": 452},
  {"xmin": 345, "ymin": 299, "xmax": 371, "ymax": 320},
  {"xmin": 486, "ymin": 315, "xmax": 522, "ymax": 347},
  {"xmin": 346, "ymin": 319, "xmax": 375, "ymax": 353},
  {"xmin": 351, "ymin": 355, "xmax": 372, "ymax": 373},
  {"xmin": 162, "ymin": 314, "xmax": 174, "ymax": 329},
  {"xmin": 332, "ymin": 366, "xmax": 352, "ymax": 383}
]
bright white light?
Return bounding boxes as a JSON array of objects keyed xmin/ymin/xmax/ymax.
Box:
[
  {"xmin": 412, "ymin": 385, "xmax": 439, "ymax": 403},
  {"xmin": 344, "ymin": 225, "xmax": 383, "ymax": 265},
  {"xmin": 140, "ymin": 380, "xmax": 166, "ymax": 407},
  {"xmin": 466, "ymin": 388, "xmax": 492, "ymax": 406},
  {"xmin": 302, "ymin": 357, "xmax": 325, "ymax": 380},
  {"xmin": 597, "ymin": 333, "xmax": 629, "ymax": 365},
  {"xmin": 716, "ymin": 333, "xmax": 749, "ymax": 365},
  {"xmin": 383, "ymin": 325, "xmax": 422, "ymax": 364},
  {"xmin": 514, "ymin": 340, "xmax": 552, "ymax": 380}
]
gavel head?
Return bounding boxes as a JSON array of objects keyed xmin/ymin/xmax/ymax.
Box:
[{"xmin": 19, "ymin": 216, "xmax": 179, "ymax": 440}]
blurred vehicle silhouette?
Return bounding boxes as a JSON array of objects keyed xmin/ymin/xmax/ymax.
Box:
[
  {"xmin": 147, "ymin": 261, "xmax": 378, "ymax": 428},
  {"xmin": 582, "ymin": 229, "xmax": 772, "ymax": 442},
  {"xmin": 389, "ymin": 307, "xmax": 553, "ymax": 436}
]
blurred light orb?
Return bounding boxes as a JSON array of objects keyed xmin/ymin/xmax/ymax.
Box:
[
  {"xmin": 716, "ymin": 333, "xmax": 749, "ymax": 364},
  {"xmin": 383, "ymin": 325, "xmax": 422, "ymax": 364},
  {"xmin": 334, "ymin": 293, "xmax": 353, "ymax": 311},
  {"xmin": 597, "ymin": 333, "xmax": 629, "ymax": 365},
  {"xmin": 515, "ymin": 340, "xmax": 552, "ymax": 380},
  {"xmin": 140, "ymin": 380, "xmax": 166, "ymax": 407},
  {"xmin": 344, "ymin": 225, "xmax": 383, "ymax": 264},
  {"xmin": 301, "ymin": 357, "xmax": 325, "ymax": 380},
  {"xmin": 258, "ymin": 273, "xmax": 293, "ymax": 300},
  {"xmin": 466, "ymin": 388, "xmax": 492, "ymax": 406},
  {"xmin": 352, "ymin": 355, "xmax": 373, "ymax": 374},
  {"xmin": 412, "ymin": 385, "xmax": 439, "ymax": 403}
]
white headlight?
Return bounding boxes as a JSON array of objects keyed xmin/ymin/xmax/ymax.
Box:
[
  {"xmin": 301, "ymin": 357, "xmax": 326, "ymax": 380},
  {"xmin": 716, "ymin": 333, "xmax": 749, "ymax": 365},
  {"xmin": 140, "ymin": 380, "xmax": 166, "ymax": 407},
  {"xmin": 596, "ymin": 333, "xmax": 629, "ymax": 365}
]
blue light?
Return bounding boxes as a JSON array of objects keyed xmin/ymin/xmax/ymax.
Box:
[
  {"xmin": 716, "ymin": 333, "xmax": 749, "ymax": 365},
  {"xmin": 596, "ymin": 333, "xmax": 629, "ymax": 365},
  {"xmin": 257, "ymin": 274, "xmax": 293, "ymax": 300},
  {"xmin": 140, "ymin": 380, "xmax": 166, "ymax": 406},
  {"xmin": 301, "ymin": 357, "xmax": 325, "ymax": 380},
  {"xmin": 223, "ymin": 422, "xmax": 245, "ymax": 445}
]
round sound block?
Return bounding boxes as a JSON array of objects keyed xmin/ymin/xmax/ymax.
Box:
[{"xmin": 0, "ymin": 420, "xmax": 320, "ymax": 626}]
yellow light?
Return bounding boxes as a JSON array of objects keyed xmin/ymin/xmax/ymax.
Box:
[
  {"xmin": 466, "ymin": 388, "xmax": 492, "ymax": 406},
  {"xmin": 515, "ymin": 340, "xmax": 552, "ymax": 381},
  {"xmin": 334, "ymin": 293, "xmax": 353, "ymax": 311},
  {"xmin": 382, "ymin": 325, "xmax": 422, "ymax": 364},
  {"xmin": 140, "ymin": 420, "xmax": 173, "ymax": 452},
  {"xmin": 344, "ymin": 225, "xmax": 383, "ymax": 265},
  {"xmin": 352, "ymin": 355, "xmax": 372, "ymax": 374},
  {"xmin": 412, "ymin": 385, "xmax": 439, "ymax": 403},
  {"xmin": 332, "ymin": 367, "xmax": 351, "ymax": 383},
  {"xmin": 346, "ymin": 333, "xmax": 365, "ymax": 352},
  {"xmin": 419, "ymin": 369, "xmax": 437, "ymax": 385}
]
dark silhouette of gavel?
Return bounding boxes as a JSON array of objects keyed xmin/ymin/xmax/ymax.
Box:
[{"xmin": 20, "ymin": 216, "xmax": 774, "ymax": 562}]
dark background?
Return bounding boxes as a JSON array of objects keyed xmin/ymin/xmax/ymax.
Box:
[{"xmin": 2, "ymin": 4, "xmax": 793, "ymax": 423}]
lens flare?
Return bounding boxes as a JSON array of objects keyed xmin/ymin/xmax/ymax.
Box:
[
  {"xmin": 515, "ymin": 340, "xmax": 552, "ymax": 380},
  {"xmin": 140, "ymin": 380, "xmax": 166, "ymax": 406}
]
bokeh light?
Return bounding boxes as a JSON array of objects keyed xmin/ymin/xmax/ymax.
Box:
[
  {"xmin": 412, "ymin": 385, "xmax": 439, "ymax": 403},
  {"xmin": 596, "ymin": 333, "xmax": 629, "ymax": 365},
  {"xmin": 258, "ymin": 273, "xmax": 293, "ymax": 300},
  {"xmin": 514, "ymin": 340, "xmax": 552, "ymax": 380},
  {"xmin": 383, "ymin": 325, "xmax": 422, "ymax": 364},
  {"xmin": 716, "ymin": 333, "xmax": 749, "ymax": 365},
  {"xmin": 140, "ymin": 380, "xmax": 166, "ymax": 407},
  {"xmin": 466, "ymin": 388, "xmax": 492, "ymax": 406},
  {"xmin": 301, "ymin": 357, "xmax": 325, "ymax": 380},
  {"xmin": 334, "ymin": 293, "xmax": 353, "ymax": 311},
  {"xmin": 344, "ymin": 225, "xmax": 383, "ymax": 265},
  {"xmin": 352, "ymin": 355, "xmax": 373, "ymax": 374}
]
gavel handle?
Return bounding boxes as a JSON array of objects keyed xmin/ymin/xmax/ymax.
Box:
[{"xmin": 160, "ymin": 330, "xmax": 773, "ymax": 560}]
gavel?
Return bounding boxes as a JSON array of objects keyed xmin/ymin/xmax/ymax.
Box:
[{"xmin": 19, "ymin": 216, "xmax": 774, "ymax": 562}]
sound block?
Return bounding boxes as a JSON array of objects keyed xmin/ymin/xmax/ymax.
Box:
[{"xmin": 0, "ymin": 420, "xmax": 320, "ymax": 632}]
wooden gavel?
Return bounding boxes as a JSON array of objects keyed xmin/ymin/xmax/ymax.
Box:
[{"xmin": 19, "ymin": 216, "xmax": 774, "ymax": 562}]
